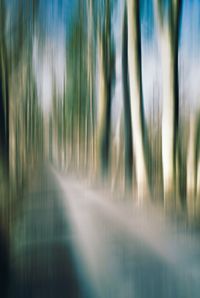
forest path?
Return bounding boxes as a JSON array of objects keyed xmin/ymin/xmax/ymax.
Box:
[
  {"xmin": 9, "ymin": 164, "xmax": 92, "ymax": 298},
  {"xmin": 9, "ymin": 164, "xmax": 200, "ymax": 298}
]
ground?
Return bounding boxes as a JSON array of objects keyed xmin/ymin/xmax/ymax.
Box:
[{"xmin": 7, "ymin": 164, "xmax": 200, "ymax": 298}]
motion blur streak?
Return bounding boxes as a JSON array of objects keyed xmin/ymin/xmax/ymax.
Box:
[
  {"xmin": 0, "ymin": 0, "xmax": 200, "ymax": 297},
  {"xmin": 55, "ymin": 169, "xmax": 200, "ymax": 298}
]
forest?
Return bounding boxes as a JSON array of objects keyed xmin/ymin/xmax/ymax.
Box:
[{"xmin": 0, "ymin": 0, "xmax": 200, "ymax": 296}]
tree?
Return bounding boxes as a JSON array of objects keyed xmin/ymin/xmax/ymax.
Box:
[
  {"xmin": 186, "ymin": 114, "xmax": 197, "ymax": 217},
  {"xmin": 0, "ymin": 0, "xmax": 9, "ymax": 173},
  {"xmin": 126, "ymin": 0, "xmax": 150, "ymax": 202},
  {"xmin": 154, "ymin": 0, "xmax": 182, "ymax": 208},
  {"xmin": 96, "ymin": 0, "xmax": 115, "ymax": 177},
  {"xmin": 122, "ymin": 2, "xmax": 133, "ymax": 189},
  {"xmin": 86, "ymin": 0, "xmax": 95, "ymax": 171}
]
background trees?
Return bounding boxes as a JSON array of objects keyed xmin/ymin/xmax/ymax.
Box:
[{"xmin": 1, "ymin": 0, "xmax": 200, "ymax": 222}]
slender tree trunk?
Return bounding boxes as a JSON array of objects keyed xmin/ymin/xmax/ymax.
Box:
[
  {"xmin": 187, "ymin": 115, "xmax": 197, "ymax": 217},
  {"xmin": 196, "ymin": 158, "xmax": 200, "ymax": 215},
  {"xmin": 96, "ymin": 0, "xmax": 113, "ymax": 177},
  {"xmin": 154, "ymin": 0, "xmax": 182, "ymax": 208},
  {"xmin": 122, "ymin": 3, "xmax": 133, "ymax": 189},
  {"xmin": 97, "ymin": 31, "xmax": 108, "ymax": 175},
  {"xmin": 195, "ymin": 115, "xmax": 200, "ymax": 217},
  {"xmin": 87, "ymin": 0, "xmax": 95, "ymax": 172},
  {"xmin": 160, "ymin": 25, "xmax": 177, "ymax": 204},
  {"xmin": 0, "ymin": 0, "xmax": 9, "ymax": 174},
  {"xmin": 127, "ymin": 0, "xmax": 150, "ymax": 202}
]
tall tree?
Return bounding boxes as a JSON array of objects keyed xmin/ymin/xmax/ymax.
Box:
[
  {"xmin": 126, "ymin": 0, "xmax": 150, "ymax": 202},
  {"xmin": 154, "ymin": 0, "xmax": 182, "ymax": 208},
  {"xmin": 86, "ymin": 0, "xmax": 95, "ymax": 171},
  {"xmin": 187, "ymin": 114, "xmax": 197, "ymax": 217},
  {"xmin": 0, "ymin": 0, "xmax": 9, "ymax": 173},
  {"xmin": 196, "ymin": 114, "xmax": 200, "ymax": 216},
  {"xmin": 65, "ymin": 0, "xmax": 88, "ymax": 169},
  {"xmin": 96, "ymin": 0, "xmax": 115, "ymax": 176},
  {"xmin": 122, "ymin": 2, "xmax": 133, "ymax": 189}
]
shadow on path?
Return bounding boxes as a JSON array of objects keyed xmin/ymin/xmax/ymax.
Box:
[{"xmin": 8, "ymin": 165, "xmax": 91, "ymax": 298}]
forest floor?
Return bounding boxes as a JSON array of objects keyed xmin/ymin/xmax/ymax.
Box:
[{"xmin": 8, "ymin": 163, "xmax": 200, "ymax": 298}]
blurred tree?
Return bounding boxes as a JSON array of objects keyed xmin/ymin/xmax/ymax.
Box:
[
  {"xmin": 7, "ymin": 0, "xmax": 40, "ymax": 190},
  {"xmin": 187, "ymin": 114, "xmax": 198, "ymax": 217},
  {"xmin": 127, "ymin": 0, "xmax": 150, "ymax": 202},
  {"xmin": 154, "ymin": 0, "xmax": 182, "ymax": 208},
  {"xmin": 85, "ymin": 0, "xmax": 95, "ymax": 171},
  {"xmin": 122, "ymin": 2, "xmax": 133, "ymax": 189},
  {"xmin": 65, "ymin": 0, "xmax": 88, "ymax": 169},
  {"xmin": 0, "ymin": 0, "xmax": 9, "ymax": 173},
  {"xmin": 96, "ymin": 0, "xmax": 115, "ymax": 177},
  {"xmin": 196, "ymin": 113, "xmax": 200, "ymax": 216}
]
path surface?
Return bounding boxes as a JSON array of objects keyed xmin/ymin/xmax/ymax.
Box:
[
  {"xmin": 9, "ymin": 165, "xmax": 200, "ymax": 298},
  {"xmin": 9, "ymin": 166, "xmax": 92, "ymax": 298}
]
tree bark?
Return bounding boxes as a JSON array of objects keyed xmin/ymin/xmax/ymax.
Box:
[
  {"xmin": 154, "ymin": 0, "xmax": 182, "ymax": 208},
  {"xmin": 187, "ymin": 115, "xmax": 197, "ymax": 217},
  {"xmin": 127, "ymin": 0, "xmax": 150, "ymax": 202},
  {"xmin": 0, "ymin": 0, "xmax": 9, "ymax": 174},
  {"xmin": 96, "ymin": 0, "xmax": 113, "ymax": 177},
  {"xmin": 122, "ymin": 3, "xmax": 133, "ymax": 189}
]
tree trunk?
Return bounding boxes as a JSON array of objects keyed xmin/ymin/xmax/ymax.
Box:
[
  {"xmin": 187, "ymin": 115, "xmax": 196, "ymax": 217},
  {"xmin": 86, "ymin": 0, "xmax": 95, "ymax": 172},
  {"xmin": 154, "ymin": 0, "xmax": 182, "ymax": 208},
  {"xmin": 96, "ymin": 1, "xmax": 113, "ymax": 177},
  {"xmin": 0, "ymin": 0, "xmax": 9, "ymax": 174},
  {"xmin": 127, "ymin": 0, "xmax": 150, "ymax": 202},
  {"xmin": 122, "ymin": 3, "xmax": 133, "ymax": 189}
]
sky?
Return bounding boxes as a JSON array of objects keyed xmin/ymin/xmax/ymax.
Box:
[{"xmin": 31, "ymin": 0, "xmax": 200, "ymax": 116}]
